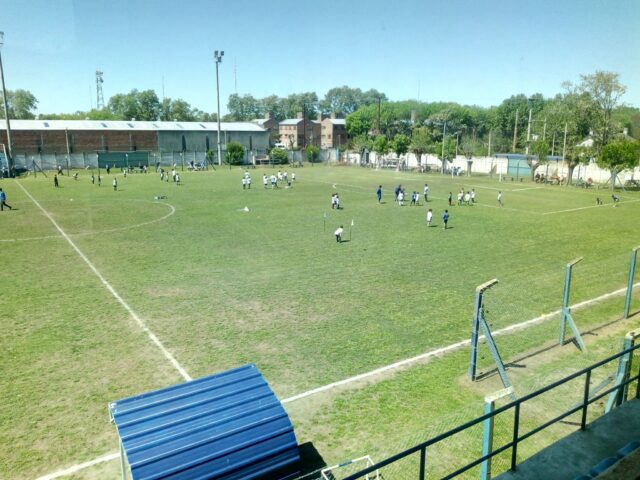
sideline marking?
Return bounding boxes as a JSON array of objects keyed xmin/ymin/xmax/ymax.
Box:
[
  {"xmin": 282, "ymin": 280, "xmax": 640, "ymax": 403},
  {"xmin": 0, "ymin": 201, "xmax": 175, "ymax": 243},
  {"xmin": 35, "ymin": 280, "xmax": 639, "ymax": 479},
  {"xmin": 16, "ymin": 181, "xmax": 191, "ymax": 382},
  {"xmin": 34, "ymin": 452, "xmax": 120, "ymax": 480},
  {"xmin": 542, "ymin": 198, "xmax": 640, "ymax": 215}
]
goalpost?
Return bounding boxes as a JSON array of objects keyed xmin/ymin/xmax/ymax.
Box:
[{"xmin": 321, "ymin": 456, "xmax": 380, "ymax": 480}]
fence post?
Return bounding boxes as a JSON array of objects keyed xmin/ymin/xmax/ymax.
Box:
[
  {"xmin": 624, "ymin": 247, "xmax": 639, "ymax": 319},
  {"xmin": 510, "ymin": 403, "xmax": 520, "ymax": 471},
  {"xmin": 581, "ymin": 370, "xmax": 591, "ymax": 430},
  {"xmin": 481, "ymin": 387, "xmax": 514, "ymax": 480},
  {"xmin": 560, "ymin": 257, "xmax": 586, "ymax": 352},
  {"xmin": 419, "ymin": 446, "xmax": 426, "ymax": 480}
]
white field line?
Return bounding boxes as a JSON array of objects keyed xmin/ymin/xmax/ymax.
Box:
[
  {"xmin": 16, "ymin": 181, "xmax": 191, "ymax": 382},
  {"xmin": 0, "ymin": 201, "xmax": 175, "ymax": 243},
  {"xmin": 542, "ymin": 198, "xmax": 640, "ymax": 215},
  {"xmin": 512, "ymin": 186, "xmax": 544, "ymax": 192},
  {"xmin": 35, "ymin": 280, "xmax": 640, "ymax": 480},
  {"xmin": 282, "ymin": 280, "xmax": 640, "ymax": 404},
  {"xmin": 34, "ymin": 452, "xmax": 120, "ymax": 480}
]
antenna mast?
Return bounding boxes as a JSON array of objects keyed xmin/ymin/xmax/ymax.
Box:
[{"xmin": 96, "ymin": 70, "xmax": 105, "ymax": 109}]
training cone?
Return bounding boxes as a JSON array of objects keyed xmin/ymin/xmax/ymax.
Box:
[{"xmin": 243, "ymin": 206, "xmax": 250, "ymax": 212}]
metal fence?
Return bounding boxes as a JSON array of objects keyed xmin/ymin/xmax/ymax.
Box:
[{"xmin": 344, "ymin": 343, "xmax": 640, "ymax": 480}]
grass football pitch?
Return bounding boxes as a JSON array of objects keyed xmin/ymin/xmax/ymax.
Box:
[{"xmin": 1, "ymin": 165, "xmax": 639, "ymax": 479}]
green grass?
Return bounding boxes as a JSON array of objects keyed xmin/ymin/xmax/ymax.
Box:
[{"xmin": 1, "ymin": 166, "xmax": 639, "ymax": 479}]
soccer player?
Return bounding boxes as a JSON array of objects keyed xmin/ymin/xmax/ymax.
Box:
[
  {"xmin": 54, "ymin": 174, "xmax": 59, "ymax": 188},
  {"xmin": 424, "ymin": 183, "xmax": 429, "ymax": 202},
  {"xmin": 334, "ymin": 225, "xmax": 344, "ymax": 242},
  {"xmin": 113, "ymin": 177, "xmax": 118, "ymax": 191},
  {"xmin": 443, "ymin": 209, "xmax": 449, "ymax": 229},
  {"xmin": 242, "ymin": 177, "xmax": 247, "ymax": 190},
  {"xmin": 497, "ymin": 191, "xmax": 503, "ymax": 207},
  {"xmin": 263, "ymin": 174, "xmax": 268, "ymax": 189},
  {"xmin": 397, "ymin": 190, "xmax": 404, "ymax": 206},
  {"xmin": 457, "ymin": 190, "xmax": 463, "ymax": 206},
  {"xmin": 376, "ymin": 185, "xmax": 382, "ymax": 204},
  {"xmin": 426, "ymin": 208, "xmax": 433, "ymax": 227},
  {"xmin": 0, "ymin": 188, "xmax": 12, "ymax": 211},
  {"xmin": 448, "ymin": 192, "xmax": 453, "ymax": 206},
  {"xmin": 612, "ymin": 194, "xmax": 620, "ymax": 206},
  {"xmin": 464, "ymin": 191, "xmax": 470, "ymax": 205},
  {"xmin": 471, "ymin": 189, "xmax": 476, "ymax": 203}
]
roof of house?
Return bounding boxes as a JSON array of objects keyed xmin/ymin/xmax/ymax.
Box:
[
  {"xmin": 0, "ymin": 119, "xmax": 266, "ymax": 133},
  {"xmin": 280, "ymin": 119, "xmax": 303, "ymax": 126}
]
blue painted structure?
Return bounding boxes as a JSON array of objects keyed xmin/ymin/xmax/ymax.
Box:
[{"xmin": 109, "ymin": 364, "xmax": 300, "ymax": 480}]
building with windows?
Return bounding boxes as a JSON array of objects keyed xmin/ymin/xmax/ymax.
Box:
[
  {"xmin": 278, "ymin": 113, "xmax": 321, "ymax": 149},
  {"xmin": 251, "ymin": 114, "xmax": 280, "ymax": 147},
  {"xmin": 321, "ymin": 115, "xmax": 348, "ymax": 149}
]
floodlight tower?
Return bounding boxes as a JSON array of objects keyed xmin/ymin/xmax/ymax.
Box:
[
  {"xmin": 96, "ymin": 70, "xmax": 105, "ymax": 110},
  {"xmin": 214, "ymin": 50, "xmax": 224, "ymax": 166},
  {"xmin": 0, "ymin": 31, "xmax": 15, "ymax": 177}
]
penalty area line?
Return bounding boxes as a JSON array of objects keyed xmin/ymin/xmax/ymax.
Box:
[{"xmin": 16, "ymin": 181, "xmax": 191, "ymax": 382}]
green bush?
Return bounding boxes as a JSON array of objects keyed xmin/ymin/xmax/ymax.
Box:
[
  {"xmin": 226, "ymin": 142, "xmax": 245, "ymax": 165},
  {"xmin": 270, "ymin": 148, "xmax": 289, "ymax": 165},
  {"xmin": 306, "ymin": 145, "xmax": 321, "ymax": 163}
]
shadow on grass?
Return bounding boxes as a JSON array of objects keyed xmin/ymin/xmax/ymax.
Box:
[
  {"xmin": 475, "ymin": 315, "xmax": 628, "ymax": 381},
  {"xmin": 296, "ymin": 442, "xmax": 328, "ymax": 480}
]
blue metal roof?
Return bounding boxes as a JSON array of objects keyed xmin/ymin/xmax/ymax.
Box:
[{"xmin": 109, "ymin": 364, "xmax": 300, "ymax": 480}]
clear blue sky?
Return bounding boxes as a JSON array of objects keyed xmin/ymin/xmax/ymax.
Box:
[{"xmin": 3, "ymin": 0, "xmax": 639, "ymax": 115}]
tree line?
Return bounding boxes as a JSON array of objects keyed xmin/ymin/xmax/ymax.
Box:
[{"xmin": 2, "ymin": 71, "xmax": 639, "ymax": 179}]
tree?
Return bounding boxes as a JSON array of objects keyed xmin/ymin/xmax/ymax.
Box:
[
  {"xmin": 0, "ymin": 89, "xmax": 38, "ymax": 119},
  {"xmin": 108, "ymin": 89, "xmax": 161, "ymax": 120},
  {"xmin": 576, "ymin": 71, "xmax": 626, "ymax": 149},
  {"xmin": 597, "ymin": 139, "xmax": 640, "ymax": 189},
  {"xmin": 390, "ymin": 133, "xmax": 410, "ymax": 157},
  {"xmin": 372, "ymin": 135, "xmax": 389, "ymax": 162},
  {"xmin": 270, "ymin": 147, "xmax": 288, "ymax": 164},
  {"xmin": 227, "ymin": 94, "xmax": 261, "ymax": 121},
  {"xmin": 320, "ymin": 86, "xmax": 364, "ymax": 116},
  {"xmin": 306, "ymin": 145, "xmax": 320, "ymax": 163},
  {"xmin": 350, "ymin": 134, "xmax": 372, "ymax": 154},
  {"xmin": 410, "ymin": 127, "xmax": 433, "ymax": 166},
  {"xmin": 226, "ymin": 141, "xmax": 245, "ymax": 165},
  {"xmin": 529, "ymin": 139, "xmax": 549, "ymax": 181},
  {"xmin": 346, "ymin": 107, "xmax": 374, "ymax": 137}
]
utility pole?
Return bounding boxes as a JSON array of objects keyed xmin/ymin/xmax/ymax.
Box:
[
  {"xmin": 525, "ymin": 108, "xmax": 532, "ymax": 155},
  {"xmin": 441, "ymin": 121, "xmax": 447, "ymax": 175},
  {"xmin": 0, "ymin": 32, "xmax": 14, "ymax": 177},
  {"xmin": 377, "ymin": 96, "xmax": 381, "ymax": 135},
  {"xmin": 487, "ymin": 130, "xmax": 492, "ymax": 157},
  {"xmin": 562, "ymin": 123, "xmax": 568, "ymax": 161},
  {"xmin": 512, "ymin": 109, "xmax": 519, "ymax": 152},
  {"xmin": 302, "ymin": 103, "xmax": 306, "ymax": 149},
  {"xmin": 543, "ymin": 118, "xmax": 547, "ymax": 141},
  {"xmin": 65, "ymin": 128, "xmax": 71, "ymax": 176},
  {"xmin": 214, "ymin": 50, "xmax": 224, "ymax": 166}
]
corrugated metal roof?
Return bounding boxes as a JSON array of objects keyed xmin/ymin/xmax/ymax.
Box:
[
  {"xmin": 0, "ymin": 119, "xmax": 266, "ymax": 133},
  {"xmin": 109, "ymin": 364, "xmax": 300, "ymax": 480}
]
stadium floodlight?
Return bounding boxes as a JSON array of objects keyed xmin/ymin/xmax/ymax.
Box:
[
  {"xmin": 214, "ymin": 50, "xmax": 224, "ymax": 166},
  {"xmin": 0, "ymin": 31, "xmax": 15, "ymax": 177}
]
